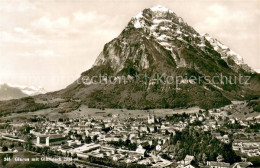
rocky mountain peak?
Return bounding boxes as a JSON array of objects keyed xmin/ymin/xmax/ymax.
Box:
[{"xmin": 93, "ymin": 5, "xmax": 253, "ymax": 74}]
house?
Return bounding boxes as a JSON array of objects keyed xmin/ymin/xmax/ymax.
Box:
[
  {"xmin": 184, "ymin": 155, "xmax": 194, "ymax": 165},
  {"xmin": 206, "ymin": 161, "xmax": 230, "ymax": 168},
  {"xmin": 138, "ymin": 158, "xmax": 151, "ymax": 165},
  {"xmin": 178, "ymin": 155, "xmax": 194, "ymax": 166},
  {"xmin": 136, "ymin": 145, "xmax": 146, "ymax": 155},
  {"xmin": 67, "ymin": 140, "xmax": 76, "ymax": 146},
  {"xmin": 177, "ymin": 165, "xmax": 195, "ymax": 168},
  {"xmin": 148, "ymin": 113, "xmax": 155, "ymax": 124},
  {"xmin": 156, "ymin": 144, "xmax": 162, "ymax": 151},
  {"xmin": 231, "ymin": 162, "xmax": 253, "ymax": 168},
  {"xmin": 112, "ymin": 154, "xmax": 125, "ymax": 161},
  {"xmin": 216, "ymin": 135, "xmax": 230, "ymax": 144}
]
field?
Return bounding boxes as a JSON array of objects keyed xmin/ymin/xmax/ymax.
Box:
[
  {"xmin": 1, "ymin": 105, "xmax": 201, "ymax": 122},
  {"xmin": 1, "ymin": 100, "xmax": 260, "ymax": 123}
]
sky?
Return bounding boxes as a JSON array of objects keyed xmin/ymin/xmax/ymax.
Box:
[{"xmin": 0, "ymin": 0, "xmax": 259, "ymax": 91}]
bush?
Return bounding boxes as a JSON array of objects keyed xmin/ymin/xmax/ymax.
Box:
[{"xmin": 2, "ymin": 146, "xmax": 8, "ymax": 152}]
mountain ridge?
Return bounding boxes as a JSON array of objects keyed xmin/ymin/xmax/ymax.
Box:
[{"xmin": 0, "ymin": 83, "xmax": 46, "ymax": 101}]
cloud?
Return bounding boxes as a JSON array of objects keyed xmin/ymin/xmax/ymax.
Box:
[
  {"xmin": 202, "ymin": 4, "xmax": 251, "ymax": 27},
  {"xmin": 31, "ymin": 16, "xmax": 70, "ymax": 30},
  {"xmin": 73, "ymin": 11, "xmax": 104, "ymax": 24},
  {"xmin": 208, "ymin": 4, "xmax": 227, "ymax": 15},
  {"xmin": 14, "ymin": 27, "xmax": 28, "ymax": 34},
  {"xmin": 0, "ymin": 2, "xmax": 37, "ymax": 12},
  {"xmin": 195, "ymin": 3, "xmax": 258, "ymax": 34},
  {"xmin": 29, "ymin": 10, "xmax": 120, "ymax": 39},
  {"xmin": 0, "ymin": 30, "xmax": 44, "ymax": 44},
  {"xmin": 21, "ymin": 49, "xmax": 58, "ymax": 57}
]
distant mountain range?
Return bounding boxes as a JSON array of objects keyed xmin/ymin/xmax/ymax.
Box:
[
  {"xmin": 255, "ymin": 69, "xmax": 260, "ymax": 74},
  {"xmin": 0, "ymin": 5, "xmax": 259, "ymax": 115},
  {"xmin": 0, "ymin": 83, "xmax": 46, "ymax": 101}
]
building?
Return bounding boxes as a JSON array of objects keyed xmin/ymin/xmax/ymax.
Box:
[
  {"xmin": 148, "ymin": 113, "xmax": 155, "ymax": 124},
  {"xmin": 206, "ymin": 161, "xmax": 230, "ymax": 168}
]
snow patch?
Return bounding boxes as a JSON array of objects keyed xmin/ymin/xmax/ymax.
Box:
[
  {"xmin": 135, "ymin": 12, "xmax": 143, "ymax": 19},
  {"xmin": 160, "ymin": 26, "xmax": 170, "ymax": 31},
  {"xmin": 157, "ymin": 34, "xmax": 171, "ymax": 41},
  {"xmin": 198, "ymin": 43, "xmax": 206, "ymax": 47},
  {"xmin": 150, "ymin": 5, "xmax": 171, "ymax": 12},
  {"xmin": 177, "ymin": 37, "xmax": 183, "ymax": 41},
  {"xmin": 153, "ymin": 18, "xmax": 171, "ymax": 24},
  {"xmin": 158, "ymin": 41, "xmax": 171, "ymax": 47},
  {"xmin": 203, "ymin": 33, "xmax": 244, "ymax": 65},
  {"xmin": 216, "ymin": 41, "xmax": 228, "ymax": 50},
  {"xmin": 176, "ymin": 30, "xmax": 182, "ymax": 34},
  {"xmin": 133, "ymin": 19, "xmax": 144, "ymax": 28}
]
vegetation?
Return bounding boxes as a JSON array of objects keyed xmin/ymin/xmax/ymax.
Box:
[
  {"xmin": 0, "ymin": 153, "xmax": 13, "ymax": 166},
  {"xmin": 224, "ymin": 120, "xmax": 244, "ymax": 130},
  {"xmin": 168, "ymin": 128, "xmax": 241, "ymax": 164},
  {"xmin": 247, "ymin": 100, "xmax": 260, "ymax": 112},
  {"xmin": 248, "ymin": 156, "xmax": 260, "ymax": 167},
  {"xmin": 0, "ymin": 96, "xmax": 59, "ymax": 116},
  {"xmin": 108, "ymin": 139, "xmax": 137, "ymax": 151},
  {"xmin": 87, "ymin": 155, "xmax": 147, "ymax": 168},
  {"xmin": 1, "ymin": 146, "xmax": 8, "ymax": 152},
  {"xmin": 165, "ymin": 113, "xmax": 189, "ymax": 122}
]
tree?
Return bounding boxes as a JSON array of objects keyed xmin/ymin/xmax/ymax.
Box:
[
  {"xmin": 217, "ymin": 155, "xmax": 224, "ymax": 162},
  {"xmin": 9, "ymin": 143, "xmax": 14, "ymax": 149},
  {"xmin": 85, "ymin": 136, "xmax": 92, "ymax": 144},
  {"xmin": 102, "ymin": 127, "xmax": 112, "ymax": 133},
  {"xmin": 2, "ymin": 146, "xmax": 8, "ymax": 152},
  {"xmin": 93, "ymin": 135, "xmax": 98, "ymax": 142},
  {"xmin": 72, "ymin": 153, "xmax": 77, "ymax": 159},
  {"xmin": 202, "ymin": 153, "xmax": 207, "ymax": 164},
  {"xmin": 165, "ymin": 129, "xmax": 170, "ymax": 135},
  {"xmin": 154, "ymin": 126, "xmax": 157, "ymax": 133},
  {"xmin": 144, "ymin": 151, "xmax": 149, "ymax": 157},
  {"xmin": 205, "ymin": 110, "xmax": 209, "ymax": 116},
  {"xmin": 147, "ymin": 126, "xmax": 150, "ymax": 133},
  {"xmin": 169, "ymin": 128, "xmax": 240, "ymax": 164}
]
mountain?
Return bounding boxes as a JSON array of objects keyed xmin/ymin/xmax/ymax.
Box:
[
  {"xmin": 93, "ymin": 5, "xmax": 253, "ymax": 73},
  {"xmin": 58, "ymin": 5, "xmax": 259, "ymax": 108},
  {"xmin": 0, "ymin": 5, "xmax": 259, "ymax": 115},
  {"xmin": 0, "ymin": 83, "xmax": 46, "ymax": 101},
  {"xmin": 255, "ymin": 69, "xmax": 260, "ymax": 74}
]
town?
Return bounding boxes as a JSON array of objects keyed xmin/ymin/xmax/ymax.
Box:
[{"xmin": 0, "ymin": 102, "xmax": 259, "ymax": 168}]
